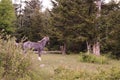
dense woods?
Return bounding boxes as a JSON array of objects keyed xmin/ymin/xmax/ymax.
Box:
[
  {"xmin": 50, "ymin": 0, "xmax": 120, "ymax": 57},
  {"xmin": 0, "ymin": 0, "xmax": 120, "ymax": 57}
]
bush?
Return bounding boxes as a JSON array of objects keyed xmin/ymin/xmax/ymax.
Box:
[
  {"xmin": 94, "ymin": 67, "xmax": 120, "ymax": 80},
  {"xmin": 52, "ymin": 66, "xmax": 120, "ymax": 80},
  {"xmin": 79, "ymin": 53, "xmax": 109, "ymax": 64},
  {"xmin": 52, "ymin": 66, "xmax": 90, "ymax": 80},
  {"xmin": 0, "ymin": 35, "xmax": 32, "ymax": 80}
]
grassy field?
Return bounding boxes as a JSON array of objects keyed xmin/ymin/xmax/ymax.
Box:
[
  {"xmin": 0, "ymin": 37, "xmax": 119, "ymax": 80},
  {"xmin": 29, "ymin": 53, "xmax": 120, "ymax": 80}
]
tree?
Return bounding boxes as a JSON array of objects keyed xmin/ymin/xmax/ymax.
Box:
[
  {"xmin": 100, "ymin": 1, "xmax": 120, "ymax": 58},
  {"xmin": 0, "ymin": 0, "xmax": 16, "ymax": 34},
  {"xmin": 15, "ymin": 0, "xmax": 46, "ymax": 41},
  {"xmin": 51, "ymin": 0, "xmax": 120, "ymax": 56},
  {"xmin": 51, "ymin": 0, "xmax": 97, "ymax": 53}
]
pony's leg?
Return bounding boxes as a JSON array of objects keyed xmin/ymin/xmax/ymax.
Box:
[
  {"xmin": 38, "ymin": 57, "xmax": 41, "ymax": 61},
  {"xmin": 38, "ymin": 52, "xmax": 41, "ymax": 61}
]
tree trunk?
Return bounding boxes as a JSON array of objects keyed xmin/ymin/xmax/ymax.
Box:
[
  {"xmin": 96, "ymin": 0, "xmax": 101, "ymax": 18},
  {"xmin": 86, "ymin": 41, "xmax": 91, "ymax": 54},
  {"xmin": 60, "ymin": 43, "xmax": 66, "ymax": 55},
  {"xmin": 93, "ymin": 42, "xmax": 100, "ymax": 56},
  {"xmin": 92, "ymin": 0, "xmax": 101, "ymax": 56}
]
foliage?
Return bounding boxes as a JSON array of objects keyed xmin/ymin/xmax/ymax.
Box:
[
  {"xmin": 15, "ymin": 0, "xmax": 51, "ymax": 42},
  {"xmin": 15, "ymin": 0, "xmax": 42, "ymax": 41},
  {"xmin": 8, "ymin": 0, "xmax": 120, "ymax": 58},
  {"xmin": 100, "ymin": 1, "xmax": 120, "ymax": 58},
  {"xmin": 49, "ymin": 0, "xmax": 120, "ymax": 57},
  {"xmin": 53, "ymin": 67, "xmax": 85, "ymax": 80},
  {"xmin": 50, "ymin": 0, "xmax": 106, "ymax": 53},
  {"xmin": 13, "ymin": 0, "xmax": 120, "ymax": 57},
  {"xmin": 79, "ymin": 53, "xmax": 109, "ymax": 64},
  {"xmin": 0, "ymin": 0, "xmax": 16, "ymax": 34},
  {"xmin": 94, "ymin": 67, "xmax": 120, "ymax": 80},
  {"xmin": 0, "ymin": 35, "xmax": 32, "ymax": 80},
  {"xmin": 52, "ymin": 66, "xmax": 120, "ymax": 80}
]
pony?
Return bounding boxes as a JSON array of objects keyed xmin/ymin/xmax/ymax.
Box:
[{"xmin": 23, "ymin": 36, "xmax": 49, "ymax": 61}]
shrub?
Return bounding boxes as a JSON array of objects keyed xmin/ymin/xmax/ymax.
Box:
[
  {"xmin": 52, "ymin": 66, "xmax": 120, "ymax": 80},
  {"xmin": 104, "ymin": 52, "xmax": 117, "ymax": 60},
  {"xmin": 53, "ymin": 66, "xmax": 79, "ymax": 80},
  {"xmin": 79, "ymin": 53, "xmax": 109, "ymax": 64},
  {"xmin": 0, "ymin": 35, "xmax": 32, "ymax": 80},
  {"xmin": 94, "ymin": 67, "xmax": 120, "ymax": 80}
]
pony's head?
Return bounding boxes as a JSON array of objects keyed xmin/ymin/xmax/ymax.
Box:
[
  {"xmin": 44, "ymin": 36, "xmax": 50, "ymax": 44},
  {"xmin": 38, "ymin": 36, "xmax": 50, "ymax": 44},
  {"xmin": 44, "ymin": 36, "xmax": 49, "ymax": 41}
]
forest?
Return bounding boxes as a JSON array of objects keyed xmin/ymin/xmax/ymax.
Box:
[
  {"xmin": 0, "ymin": 0, "xmax": 120, "ymax": 80},
  {"xmin": 0, "ymin": 0, "xmax": 120, "ymax": 57}
]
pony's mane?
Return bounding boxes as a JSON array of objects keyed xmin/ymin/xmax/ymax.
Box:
[{"xmin": 38, "ymin": 37, "xmax": 48, "ymax": 43}]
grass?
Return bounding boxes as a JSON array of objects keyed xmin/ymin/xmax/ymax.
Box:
[
  {"xmin": 79, "ymin": 53, "xmax": 109, "ymax": 64},
  {"xmin": 0, "ymin": 36, "xmax": 119, "ymax": 80},
  {"xmin": 30, "ymin": 53, "xmax": 120, "ymax": 77}
]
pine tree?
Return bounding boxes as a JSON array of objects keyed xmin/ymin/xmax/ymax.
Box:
[
  {"xmin": 51, "ymin": 0, "xmax": 120, "ymax": 55},
  {"xmin": 100, "ymin": 1, "xmax": 120, "ymax": 57},
  {"xmin": 51, "ymin": 0, "xmax": 97, "ymax": 53},
  {"xmin": 0, "ymin": 0, "xmax": 16, "ymax": 34},
  {"xmin": 15, "ymin": 0, "xmax": 45, "ymax": 41}
]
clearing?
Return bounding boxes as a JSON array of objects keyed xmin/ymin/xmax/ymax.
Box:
[{"xmin": 29, "ymin": 53, "xmax": 120, "ymax": 79}]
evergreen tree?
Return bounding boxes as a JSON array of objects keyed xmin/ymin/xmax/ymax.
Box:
[
  {"xmin": 51, "ymin": 0, "xmax": 97, "ymax": 53},
  {"xmin": 0, "ymin": 0, "xmax": 16, "ymax": 34},
  {"xmin": 51, "ymin": 0, "xmax": 120, "ymax": 55},
  {"xmin": 15, "ymin": 0, "xmax": 45, "ymax": 41},
  {"xmin": 101, "ymin": 1, "xmax": 120, "ymax": 57}
]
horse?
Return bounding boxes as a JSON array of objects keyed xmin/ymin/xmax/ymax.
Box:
[{"xmin": 23, "ymin": 37, "xmax": 49, "ymax": 61}]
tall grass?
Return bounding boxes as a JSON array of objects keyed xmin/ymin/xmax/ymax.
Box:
[
  {"xmin": 0, "ymin": 34, "xmax": 119, "ymax": 80},
  {"xmin": 0, "ymin": 35, "xmax": 32, "ymax": 80},
  {"xmin": 79, "ymin": 53, "xmax": 109, "ymax": 64},
  {"xmin": 52, "ymin": 66, "xmax": 120, "ymax": 80}
]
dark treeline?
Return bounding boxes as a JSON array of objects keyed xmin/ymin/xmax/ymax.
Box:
[{"xmin": 0, "ymin": 0, "xmax": 120, "ymax": 58}]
